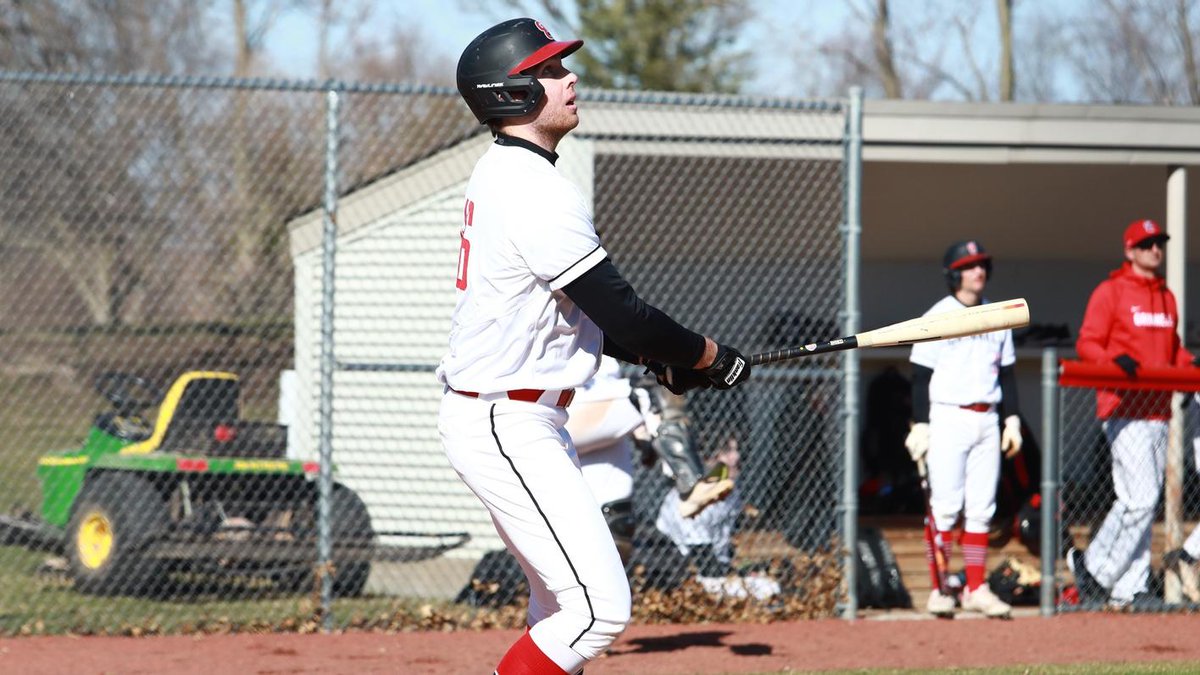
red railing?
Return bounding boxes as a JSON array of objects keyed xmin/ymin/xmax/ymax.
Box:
[{"xmin": 1059, "ymin": 360, "xmax": 1200, "ymax": 392}]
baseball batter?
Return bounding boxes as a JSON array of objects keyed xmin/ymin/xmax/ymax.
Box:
[
  {"xmin": 905, "ymin": 241, "xmax": 1022, "ymax": 618},
  {"xmin": 440, "ymin": 18, "xmax": 751, "ymax": 674},
  {"xmin": 1069, "ymin": 219, "xmax": 1194, "ymax": 607}
]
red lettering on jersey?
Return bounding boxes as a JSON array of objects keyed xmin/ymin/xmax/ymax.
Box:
[{"xmin": 456, "ymin": 199, "xmax": 474, "ymax": 290}]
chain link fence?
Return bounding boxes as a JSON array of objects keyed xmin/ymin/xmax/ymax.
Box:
[
  {"xmin": 0, "ymin": 73, "xmax": 854, "ymax": 634},
  {"xmin": 1055, "ymin": 360, "xmax": 1200, "ymax": 612}
]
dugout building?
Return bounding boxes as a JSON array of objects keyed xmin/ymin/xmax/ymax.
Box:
[{"xmin": 286, "ymin": 96, "xmax": 1200, "ymax": 597}]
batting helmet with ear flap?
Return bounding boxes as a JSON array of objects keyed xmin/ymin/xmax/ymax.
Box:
[
  {"xmin": 942, "ymin": 240, "xmax": 993, "ymax": 291},
  {"xmin": 456, "ymin": 18, "xmax": 583, "ymax": 125}
]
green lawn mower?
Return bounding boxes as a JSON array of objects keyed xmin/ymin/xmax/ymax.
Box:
[{"xmin": 0, "ymin": 370, "xmax": 467, "ymax": 597}]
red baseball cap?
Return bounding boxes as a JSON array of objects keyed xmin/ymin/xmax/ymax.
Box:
[{"xmin": 1123, "ymin": 219, "xmax": 1168, "ymax": 248}]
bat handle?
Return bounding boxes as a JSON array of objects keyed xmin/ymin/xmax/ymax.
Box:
[{"xmin": 749, "ymin": 349, "xmax": 801, "ymax": 366}]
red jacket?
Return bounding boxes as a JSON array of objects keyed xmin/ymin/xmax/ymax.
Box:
[{"xmin": 1076, "ymin": 262, "xmax": 1193, "ymax": 419}]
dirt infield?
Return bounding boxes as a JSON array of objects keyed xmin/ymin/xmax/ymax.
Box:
[{"xmin": 3, "ymin": 612, "xmax": 1200, "ymax": 674}]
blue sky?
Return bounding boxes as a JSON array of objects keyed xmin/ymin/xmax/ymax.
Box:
[
  {"xmin": 264, "ymin": 1, "xmax": 1087, "ymax": 98},
  {"xmin": 264, "ymin": 0, "xmax": 848, "ymax": 93}
]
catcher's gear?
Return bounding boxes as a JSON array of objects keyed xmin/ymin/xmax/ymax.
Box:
[
  {"xmin": 701, "ymin": 344, "xmax": 751, "ymax": 389},
  {"xmin": 652, "ymin": 420, "xmax": 706, "ymax": 497},
  {"xmin": 456, "ymin": 18, "xmax": 583, "ymax": 124},
  {"xmin": 1001, "ymin": 414, "xmax": 1023, "ymax": 458},
  {"xmin": 678, "ymin": 462, "xmax": 734, "ymax": 519},
  {"xmin": 942, "ymin": 240, "xmax": 993, "ymax": 291},
  {"xmin": 905, "ymin": 422, "xmax": 930, "ymax": 464},
  {"xmin": 600, "ymin": 497, "xmax": 634, "ymax": 565},
  {"xmin": 1164, "ymin": 548, "xmax": 1200, "ymax": 603}
]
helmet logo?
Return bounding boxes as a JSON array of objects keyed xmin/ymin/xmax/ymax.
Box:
[
  {"xmin": 1143, "ymin": 220, "xmax": 1155, "ymax": 233},
  {"xmin": 534, "ymin": 20, "xmax": 553, "ymax": 40},
  {"xmin": 966, "ymin": 241, "xmax": 978, "ymax": 255}
]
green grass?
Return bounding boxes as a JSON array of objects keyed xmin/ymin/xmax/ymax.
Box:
[
  {"xmin": 0, "ymin": 544, "xmax": 474, "ymax": 635},
  {"xmin": 0, "ymin": 374, "xmax": 96, "ymax": 513}
]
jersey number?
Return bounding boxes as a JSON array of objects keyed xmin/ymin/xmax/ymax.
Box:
[{"xmin": 456, "ymin": 199, "xmax": 474, "ymax": 290}]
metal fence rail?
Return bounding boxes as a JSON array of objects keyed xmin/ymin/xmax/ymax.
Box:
[{"xmin": 0, "ymin": 72, "xmax": 853, "ymax": 634}]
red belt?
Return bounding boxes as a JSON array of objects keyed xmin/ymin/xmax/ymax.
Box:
[
  {"xmin": 960, "ymin": 402, "xmax": 995, "ymax": 413},
  {"xmin": 448, "ymin": 386, "xmax": 575, "ymax": 408}
]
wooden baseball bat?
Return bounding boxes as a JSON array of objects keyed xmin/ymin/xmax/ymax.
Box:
[{"xmin": 749, "ymin": 298, "xmax": 1030, "ymax": 366}]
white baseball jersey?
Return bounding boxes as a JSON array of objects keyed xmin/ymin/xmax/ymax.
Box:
[
  {"xmin": 435, "ymin": 141, "xmax": 608, "ymax": 393},
  {"xmin": 910, "ymin": 295, "xmax": 1015, "ymax": 405}
]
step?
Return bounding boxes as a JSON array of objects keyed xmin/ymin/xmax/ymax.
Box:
[{"xmin": 862, "ymin": 515, "xmax": 1200, "ymax": 611}]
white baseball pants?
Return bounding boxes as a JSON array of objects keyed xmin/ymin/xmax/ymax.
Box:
[
  {"xmin": 1085, "ymin": 418, "xmax": 1167, "ymax": 602},
  {"xmin": 927, "ymin": 403, "xmax": 1000, "ymax": 533},
  {"xmin": 439, "ymin": 392, "xmax": 631, "ymax": 673}
]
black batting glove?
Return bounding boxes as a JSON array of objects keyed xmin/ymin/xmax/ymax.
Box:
[
  {"xmin": 1114, "ymin": 353, "xmax": 1139, "ymax": 378},
  {"xmin": 644, "ymin": 361, "xmax": 711, "ymax": 395},
  {"xmin": 701, "ymin": 344, "xmax": 751, "ymax": 390}
]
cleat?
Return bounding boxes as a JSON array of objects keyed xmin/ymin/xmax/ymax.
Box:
[
  {"xmin": 678, "ymin": 463, "xmax": 734, "ymax": 519},
  {"xmin": 926, "ymin": 588, "xmax": 956, "ymax": 617},
  {"xmin": 960, "ymin": 584, "xmax": 1011, "ymax": 618},
  {"xmin": 1067, "ymin": 547, "xmax": 1108, "ymax": 605}
]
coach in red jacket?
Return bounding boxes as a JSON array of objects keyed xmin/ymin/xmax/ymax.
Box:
[{"xmin": 1068, "ymin": 219, "xmax": 1194, "ymax": 608}]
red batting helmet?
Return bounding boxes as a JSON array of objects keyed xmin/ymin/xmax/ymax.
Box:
[
  {"xmin": 456, "ymin": 18, "xmax": 583, "ymax": 125},
  {"xmin": 942, "ymin": 240, "xmax": 992, "ymax": 290}
]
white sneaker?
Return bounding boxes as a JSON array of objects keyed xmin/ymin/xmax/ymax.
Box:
[
  {"xmin": 961, "ymin": 584, "xmax": 1012, "ymax": 618},
  {"xmin": 926, "ymin": 588, "xmax": 955, "ymax": 617}
]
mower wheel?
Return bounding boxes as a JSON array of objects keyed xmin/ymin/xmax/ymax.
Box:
[
  {"xmin": 276, "ymin": 483, "xmax": 373, "ymax": 597},
  {"xmin": 67, "ymin": 472, "xmax": 168, "ymax": 596},
  {"xmin": 330, "ymin": 483, "xmax": 373, "ymax": 597}
]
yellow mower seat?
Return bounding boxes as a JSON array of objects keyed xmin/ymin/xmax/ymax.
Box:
[{"xmin": 119, "ymin": 371, "xmax": 239, "ymax": 455}]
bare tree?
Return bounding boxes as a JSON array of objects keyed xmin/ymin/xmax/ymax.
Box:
[
  {"xmin": 1063, "ymin": 0, "xmax": 1200, "ymax": 105},
  {"xmin": 997, "ymin": 0, "xmax": 1015, "ymax": 101},
  {"xmin": 873, "ymin": 0, "xmax": 902, "ymax": 98}
]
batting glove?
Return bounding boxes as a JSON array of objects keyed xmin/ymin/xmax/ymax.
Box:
[
  {"xmin": 644, "ymin": 361, "xmax": 710, "ymax": 395},
  {"xmin": 904, "ymin": 422, "xmax": 930, "ymax": 464},
  {"xmin": 701, "ymin": 344, "xmax": 751, "ymax": 390},
  {"xmin": 1001, "ymin": 414, "xmax": 1023, "ymax": 458}
]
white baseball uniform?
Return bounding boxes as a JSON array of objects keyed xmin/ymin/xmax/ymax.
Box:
[
  {"xmin": 437, "ymin": 139, "xmax": 629, "ymax": 673},
  {"xmin": 910, "ymin": 295, "xmax": 1015, "ymax": 533},
  {"xmin": 568, "ymin": 356, "xmax": 640, "ymax": 506}
]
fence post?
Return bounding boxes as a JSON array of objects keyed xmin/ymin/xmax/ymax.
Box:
[
  {"xmin": 1040, "ymin": 346, "xmax": 1059, "ymax": 616},
  {"xmin": 317, "ymin": 84, "xmax": 342, "ymax": 631},
  {"xmin": 841, "ymin": 86, "xmax": 863, "ymax": 620}
]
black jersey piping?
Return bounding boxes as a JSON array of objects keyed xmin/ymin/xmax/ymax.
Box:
[
  {"xmin": 495, "ymin": 132, "xmax": 558, "ymax": 165},
  {"xmin": 489, "ymin": 404, "xmax": 595, "ymax": 647},
  {"xmin": 549, "ymin": 244, "xmax": 603, "ymax": 284}
]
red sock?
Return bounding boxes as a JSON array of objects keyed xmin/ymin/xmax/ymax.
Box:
[
  {"xmin": 495, "ymin": 631, "xmax": 567, "ymax": 675},
  {"xmin": 962, "ymin": 531, "xmax": 988, "ymax": 590},
  {"xmin": 937, "ymin": 530, "xmax": 953, "ymax": 577}
]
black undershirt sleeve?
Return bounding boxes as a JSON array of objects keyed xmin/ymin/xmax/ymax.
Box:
[
  {"xmin": 911, "ymin": 364, "xmax": 932, "ymax": 424},
  {"xmin": 602, "ymin": 337, "xmax": 641, "ymax": 364},
  {"xmin": 999, "ymin": 364, "xmax": 1020, "ymax": 419},
  {"xmin": 563, "ymin": 258, "xmax": 707, "ymax": 368}
]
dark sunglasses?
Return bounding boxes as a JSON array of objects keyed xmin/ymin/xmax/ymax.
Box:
[{"xmin": 1134, "ymin": 237, "xmax": 1167, "ymax": 250}]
